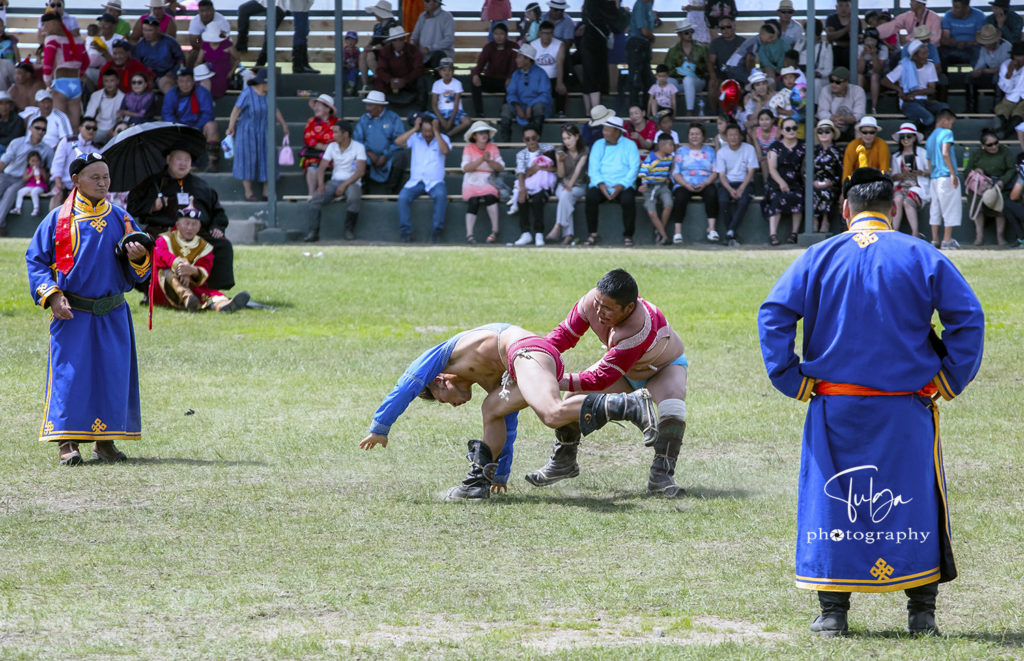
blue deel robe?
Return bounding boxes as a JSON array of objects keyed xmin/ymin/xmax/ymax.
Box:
[
  {"xmin": 26, "ymin": 194, "xmax": 151, "ymax": 444},
  {"xmin": 758, "ymin": 212, "xmax": 984, "ymax": 592},
  {"xmin": 369, "ymin": 324, "xmax": 517, "ymax": 484}
]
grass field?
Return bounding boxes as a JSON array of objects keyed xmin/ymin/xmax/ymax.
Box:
[{"xmin": 1, "ymin": 242, "xmax": 1022, "ymax": 660}]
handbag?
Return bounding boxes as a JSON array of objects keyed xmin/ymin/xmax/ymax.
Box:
[
  {"xmin": 278, "ymin": 135, "xmax": 294, "ymax": 167},
  {"xmin": 964, "ymin": 169, "xmax": 993, "ymax": 220}
]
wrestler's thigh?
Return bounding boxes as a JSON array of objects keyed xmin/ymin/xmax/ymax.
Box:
[
  {"xmin": 646, "ymin": 364, "xmax": 687, "ymax": 402},
  {"xmin": 511, "ymin": 352, "xmax": 562, "ymax": 409},
  {"xmin": 482, "ymin": 386, "xmax": 527, "ymax": 419}
]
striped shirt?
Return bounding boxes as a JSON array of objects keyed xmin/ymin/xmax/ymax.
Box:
[{"xmin": 639, "ymin": 152, "xmax": 673, "ymax": 185}]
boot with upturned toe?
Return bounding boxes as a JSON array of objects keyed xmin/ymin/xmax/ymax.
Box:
[
  {"xmin": 525, "ymin": 423, "xmax": 581, "ymax": 486},
  {"xmin": 444, "ymin": 440, "xmax": 497, "ymax": 501}
]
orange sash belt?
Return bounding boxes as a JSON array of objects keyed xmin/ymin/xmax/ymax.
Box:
[{"xmin": 814, "ymin": 380, "xmax": 938, "ymax": 397}]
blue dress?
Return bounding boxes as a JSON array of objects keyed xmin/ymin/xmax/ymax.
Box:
[{"xmin": 232, "ymin": 86, "xmax": 270, "ymax": 182}]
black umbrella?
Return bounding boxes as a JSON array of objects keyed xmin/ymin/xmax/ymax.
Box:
[{"xmin": 101, "ymin": 122, "xmax": 206, "ymax": 192}]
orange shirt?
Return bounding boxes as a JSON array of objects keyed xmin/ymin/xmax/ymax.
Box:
[{"xmin": 842, "ymin": 137, "xmax": 890, "ymax": 184}]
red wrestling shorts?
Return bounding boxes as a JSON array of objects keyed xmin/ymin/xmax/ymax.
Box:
[{"xmin": 506, "ymin": 336, "xmax": 565, "ymax": 382}]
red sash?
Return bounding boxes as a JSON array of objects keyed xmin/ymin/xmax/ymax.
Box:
[{"xmin": 54, "ymin": 187, "xmax": 77, "ymax": 274}]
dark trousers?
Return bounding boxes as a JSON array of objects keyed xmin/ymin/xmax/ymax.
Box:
[
  {"xmin": 716, "ymin": 181, "xmax": 752, "ymax": 235},
  {"xmin": 579, "ymin": 27, "xmax": 609, "ymax": 94},
  {"xmin": 672, "ymin": 186, "xmax": 719, "ymax": 223},
  {"xmin": 548, "ymin": 77, "xmax": 568, "ymax": 115},
  {"xmin": 236, "ymin": 0, "xmax": 286, "ymax": 53},
  {"xmin": 499, "ymin": 102, "xmax": 546, "ymax": 141},
  {"xmin": 520, "ymin": 191, "xmax": 549, "ymax": 234},
  {"xmin": 203, "ymin": 232, "xmax": 235, "ymax": 291},
  {"xmin": 1002, "ymin": 198, "xmax": 1024, "ymax": 240},
  {"xmin": 471, "ymin": 75, "xmax": 507, "ymax": 116},
  {"xmin": 817, "ymin": 582, "xmax": 938, "ymax": 614},
  {"xmin": 585, "ymin": 186, "xmax": 637, "ymax": 237},
  {"xmin": 382, "ymin": 74, "xmax": 433, "ymax": 110},
  {"xmin": 625, "ymin": 36, "xmax": 654, "ymax": 109},
  {"xmin": 965, "ymin": 72, "xmax": 999, "ymax": 112}
]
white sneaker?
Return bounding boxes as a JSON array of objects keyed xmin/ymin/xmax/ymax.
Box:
[
  {"xmin": 513, "ymin": 231, "xmax": 533, "ymax": 246},
  {"xmin": 941, "ymin": 239, "xmax": 961, "ymax": 250},
  {"xmin": 672, "ymin": 233, "xmax": 683, "ymax": 245},
  {"xmin": 706, "ymin": 229, "xmax": 720, "ymax": 242},
  {"xmin": 506, "ymin": 199, "xmax": 519, "ymax": 215},
  {"xmin": 534, "ymin": 233, "xmax": 545, "ymax": 246}
]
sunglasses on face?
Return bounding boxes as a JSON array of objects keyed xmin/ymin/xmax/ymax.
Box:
[
  {"xmin": 50, "ymin": 2, "xmax": 62, "ymax": 7},
  {"xmin": 860, "ymin": 129, "xmax": 877, "ymax": 135},
  {"xmin": 783, "ymin": 125, "xmax": 798, "ymax": 132},
  {"xmin": 779, "ymin": 9, "xmax": 794, "ymax": 13},
  {"xmin": 682, "ymin": 29, "xmax": 694, "ymax": 35},
  {"xmin": 983, "ymin": 141, "xmax": 999, "ymax": 147},
  {"xmin": 901, "ymin": 134, "xmax": 916, "ymax": 139},
  {"xmin": 32, "ymin": 126, "xmax": 45, "ymax": 131},
  {"xmin": 82, "ymin": 125, "xmax": 97, "ymax": 130},
  {"xmin": 719, "ymin": 24, "xmax": 734, "ymax": 30},
  {"xmin": 816, "ymin": 129, "xmax": 832, "ymax": 135}
]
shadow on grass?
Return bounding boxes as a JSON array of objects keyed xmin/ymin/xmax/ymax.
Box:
[
  {"xmin": 853, "ymin": 630, "xmax": 1024, "ymax": 646},
  {"xmin": 89, "ymin": 457, "xmax": 268, "ymax": 467},
  {"xmin": 684, "ymin": 485, "xmax": 757, "ymax": 499}
]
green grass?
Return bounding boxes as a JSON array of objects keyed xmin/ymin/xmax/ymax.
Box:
[{"xmin": 1, "ymin": 242, "xmax": 1022, "ymax": 659}]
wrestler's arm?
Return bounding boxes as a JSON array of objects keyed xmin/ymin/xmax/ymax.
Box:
[
  {"xmin": 758, "ymin": 254, "xmax": 815, "ymax": 401},
  {"xmin": 546, "ymin": 294, "xmax": 592, "ymax": 353},
  {"xmin": 490, "ymin": 412, "xmax": 518, "ymax": 492},
  {"xmin": 929, "ymin": 256, "xmax": 986, "ymax": 400},
  {"xmin": 559, "ymin": 306, "xmax": 657, "ymax": 392}
]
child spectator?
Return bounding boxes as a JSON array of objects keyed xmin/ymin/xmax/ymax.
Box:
[
  {"xmin": 13, "ymin": 151, "xmax": 48, "ymax": 216},
  {"xmin": 648, "ymin": 64, "xmax": 679, "ymax": 118},
  {"xmin": 768, "ymin": 66, "xmax": 805, "ymax": 130},
  {"xmin": 461, "ymin": 120, "xmax": 504, "ymax": 243},
  {"xmin": 639, "ymin": 133, "xmax": 676, "ymax": 244},
  {"xmin": 925, "ymin": 108, "xmax": 961, "ymax": 249},
  {"xmin": 653, "ymin": 109, "xmax": 679, "ymax": 145},
  {"xmin": 519, "ymin": 2, "xmax": 541, "ymax": 44},
  {"xmin": 509, "ymin": 126, "xmax": 556, "ymax": 245},
  {"xmin": 857, "ymin": 28, "xmax": 888, "ymax": 115},
  {"xmin": 432, "ymin": 57, "xmax": 471, "ymax": 137},
  {"xmin": 343, "ymin": 30, "xmax": 360, "ymax": 96},
  {"xmin": 752, "ymin": 108, "xmax": 779, "ymax": 184},
  {"xmin": 715, "ymin": 114, "xmax": 729, "ymax": 149},
  {"xmin": 738, "ymin": 70, "xmax": 770, "ymax": 131},
  {"xmin": 118, "ymin": 73, "xmax": 156, "ymax": 125}
]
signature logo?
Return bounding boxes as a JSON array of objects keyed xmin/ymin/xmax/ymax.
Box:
[{"xmin": 824, "ymin": 465, "xmax": 913, "ymax": 524}]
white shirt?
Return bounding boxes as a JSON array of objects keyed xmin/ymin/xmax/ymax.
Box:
[
  {"xmin": 998, "ymin": 59, "xmax": 1024, "ymax": 103},
  {"xmin": 85, "ymin": 89, "xmax": 125, "ymax": 134},
  {"xmin": 713, "ymin": 142, "xmax": 758, "ymax": 182},
  {"xmin": 323, "ymin": 139, "xmax": 367, "ymax": 183},
  {"xmin": 886, "ymin": 62, "xmax": 938, "ymax": 106},
  {"xmin": 431, "ymin": 78, "xmax": 463, "ymax": 113},
  {"xmin": 20, "ymin": 107, "xmax": 74, "ymax": 150},
  {"xmin": 529, "ymin": 37, "xmax": 563, "ymax": 79},
  {"xmin": 404, "ymin": 132, "xmax": 451, "ymax": 190},
  {"xmin": 188, "ymin": 12, "xmax": 232, "ymax": 37},
  {"xmin": 51, "ymin": 136, "xmax": 98, "ymax": 185},
  {"xmin": 87, "ymin": 33, "xmax": 125, "ymax": 70}
]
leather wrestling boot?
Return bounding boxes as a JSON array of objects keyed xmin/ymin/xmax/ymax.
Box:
[
  {"xmin": 906, "ymin": 583, "xmax": 940, "ymax": 636},
  {"xmin": 444, "ymin": 440, "xmax": 497, "ymax": 502},
  {"xmin": 648, "ymin": 419, "xmax": 685, "ymax": 497},
  {"xmin": 809, "ymin": 591, "xmax": 850, "ymax": 637},
  {"xmin": 525, "ymin": 422, "xmax": 581, "ymax": 486},
  {"xmin": 579, "ymin": 388, "xmax": 658, "ymax": 446}
]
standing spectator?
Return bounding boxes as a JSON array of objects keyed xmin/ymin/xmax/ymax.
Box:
[
  {"xmin": 133, "ymin": 16, "xmax": 184, "ymax": 94},
  {"xmin": 925, "ymin": 108, "xmax": 961, "ymax": 248},
  {"xmin": 0, "ymin": 91, "xmax": 24, "ymax": 156},
  {"xmin": 705, "ymin": 0, "xmax": 736, "ymax": 31},
  {"xmin": 624, "ymin": 105, "xmax": 656, "ymax": 151},
  {"xmin": 499, "ymin": 44, "xmax": 552, "ymax": 142},
  {"xmin": 878, "ymin": 0, "xmax": 942, "ymax": 46},
  {"xmin": 8, "ymin": 62, "xmax": 44, "ymax": 111},
  {"xmin": 510, "ymin": 126, "xmax": 556, "ymax": 246},
  {"xmin": 375, "ymin": 27, "xmax": 431, "ymax": 110},
  {"xmin": 842, "ymin": 116, "xmax": 890, "ymax": 183},
  {"xmin": 40, "ymin": 12, "xmax": 87, "ymax": 132},
  {"xmin": 130, "ymin": 0, "xmax": 178, "ymax": 43},
  {"xmin": 360, "ymin": 0, "xmax": 399, "ymax": 92},
  {"xmin": 663, "ymin": 19, "xmax": 707, "ymax": 116},
  {"xmin": 226, "ymin": 68, "xmax": 290, "ymax": 202},
  {"xmin": 470, "ymin": 22, "xmax": 516, "ymax": 117},
  {"xmin": 883, "ymin": 40, "xmax": 945, "ymax": 130},
  {"xmin": 23, "ymin": 90, "xmax": 73, "ymax": 150},
  {"xmin": 776, "ymin": 0, "xmax": 802, "ymax": 45},
  {"xmin": 826, "ymin": 0, "xmax": 852, "ymax": 68},
  {"xmin": 548, "ymin": 123, "xmax": 587, "ymax": 244},
  {"xmin": 795, "ymin": 19, "xmax": 834, "ymax": 94},
  {"xmin": 707, "ymin": 17, "xmax": 742, "ymax": 113},
  {"xmin": 969, "ymin": 25, "xmax": 1010, "ymax": 113},
  {"xmin": 85, "ymin": 14, "xmax": 124, "ymax": 85},
  {"xmin": 342, "ymin": 31, "xmax": 360, "ymax": 96},
  {"xmin": 303, "ymin": 121, "xmax": 366, "ymax": 242},
  {"xmin": 162, "ymin": 68, "xmax": 221, "ymax": 171},
  {"xmin": 638, "ymin": 133, "xmax": 676, "ymax": 245},
  {"xmin": 101, "ymin": 0, "xmax": 132, "ymax": 37},
  {"xmin": 858, "ymin": 28, "xmax": 889, "ymax": 115},
  {"xmin": 84, "ymin": 71, "xmax": 124, "ymax": 144},
  {"xmin": 579, "ymin": 0, "xmax": 624, "ymax": 115},
  {"xmin": 530, "ymin": 21, "xmax": 569, "ymax": 118},
  {"xmin": 0, "ymin": 117, "xmax": 53, "ymax": 235},
  {"xmin": 626, "ymin": 0, "xmax": 656, "ymax": 109},
  {"xmin": 187, "ymin": 0, "xmax": 231, "ymax": 67},
  {"xmin": 682, "ymin": 0, "xmax": 710, "ymax": 45},
  {"xmin": 354, "ymin": 90, "xmax": 407, "ymax": 193},
  {"xmin": 812, "ymin": 119, "xmax": 844, "ymax": 234},
  {"xmin": 0, "ymin": 17, "xmax": 19, "ymax": 64},
  {"xmin": 763, "ymin": 117, "xmax": 806, "ymax": 245},
  {"xmin": 461, "ymin": 120, "xmax": 504, "ymax": 243},
  {"xmin": 118, "ymin": 74, "xmax": 157, "ymax": 125},
  {"xmin": 941, "ymin": 0, "xmax": 987, "ymax": 73},
  {"xmin": 481, "ymin": 0, "xmax": 512, "ymax": 40},
  {"xmin": 986, "ymin": 0, "xmax": 1022, "ymax": 44},
  {"xmin": 543, "ymin": 0, "xmax": 575, "ymax": 45},
  {"xmin": 995, "ymin": 42, "xmax": 1024, "ymax": 138},
  {"xmin": 890, "ymin": 122, "xmax": 931, "ymax": 238},
  {"xmin": 411, "ymin": 0, "xmax": 455, "ymax": 70},
  {"xmin": 234, "ymin": 1, "xmax": 284, "ymax": 66},
  {"xmin": 584, "ymin": 115, "xmax": 640, "ymax": 246},
  {"xmin": 964, "ymin": 127, "xmax": 1015, "ymax": 244},
  {"xmin": 671, "ymin": 122, "xmax": 717, "ymax": 243},
  {"xmin": 194, "ymin": 24, "xmax": 234, "ymax": 100},
  {"xmin": 286, "ymin": 0, "xmax": 319, "ymax": 74},
  {"xmin": 395, "ymin": 113, "xmax": 450, "ymax": 242},
  {"xmin": 431, "ymin": 57, "xmax": 470, "ymax": 137},
  {"xmin": 300, "ymin": 94, "xmax": 338, "ymax": 197},
  {"xmin": 816, "ymin": 66, "xmax": 865, "ymax": 141},
  {"xmin": 47, "ymin": 117, "xmax": 98, "ymax": 212},
  {"xmin": 100, "ymin": 41, "xmax": 153, "ymax": 94},
  {"xmin": 713, "ymin": 122, "xmax": 757, "ymax": 246}
]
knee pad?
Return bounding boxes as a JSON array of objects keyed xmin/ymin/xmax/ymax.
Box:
[{"xmin": 658, "ymin": 398, "xmax": 686, "ymax": 422}]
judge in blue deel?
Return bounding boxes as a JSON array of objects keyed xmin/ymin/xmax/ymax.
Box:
[
  {"xmin": 25, "ymin": 153, "xmax": 152, "ymax": 466},
  {"xmin": 757, "ymin": 167, "xmax": 984, "ymax": 637}
]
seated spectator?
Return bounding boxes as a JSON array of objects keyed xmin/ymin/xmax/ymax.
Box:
[
  {"xmin": 354, "ymin": 90, "xmax": 407, "ymax": 193},
  {"xmin": 763, "ymin": 117, "xmax": 805, "ymax": 245},
  {"xmin": 40, "ymin": 12, "xmax": 87, "ymax": 131},
  {"xmin": 360, "ymin": 1, "xmax": 400, "ymax": 91},
  {"xmin": 816, "ymin": 66, "xmax": 865, "ymax": 141},
  {"xmin": 776, "ymin": 0, "xmax": 802, "ymax": 45},
  {"xmin": 133, "ymin": 16, "xmax": 184, "ymax": 94},
  {"xmin": 996, "ymin": 42, "xmax": 1024, "ymax": 138},
  {"xmin": 461, "ymin": 120, "xmax": 504, "ymax": 243},
  {"xmin": 671, "ymin": 122, "xmax": 718, "ymax": 243},
  {"xmin": 939, "ymin": 0, "xmax": 985, "ymax": 72},
  {"xmin": 85, "ymin": 70, "xmax": 124, "ymax": 143},
  {"xmin": 0, "ymin": 58, "xmax": 12, "ymax": 96},
  {"xmin": 842, "ymin": 116, "xmax": 890, "ymax": 183},
  {"xmin": 187, "ymin": 0, "xmax": 231, "ymax": 67},
  {"xmin": 101, "ymin": 41, "xmax": 154, "ymax": 94},
  {"xmin": 101, "ymin": 0, "xmax": 132, "ymax": 37},
  {"xmin": 767, "ymin": 66, "xmax": 805, "ymax": 126},
  {"xmin": 301, "ymin": 94, "xmax": 338, "ymax": 197},
  {"xmin": 738, "ymin": 70, "xmax": 770, "ymax": 131},
  {"xmin": 481, "ymin": 0, "xmax": 513, "ymax": 40},
  {"xmin": 964, "ymin": 127, "xmax": 1015, "ymax": 244},
  {"xmin": 11, "ymin": 150, "xmax": 48, "ymax": 217},
  {"xmin": 812, "ymin": 119, "xmax": 843, "ymax": 233},
  {"xmin": 48, "ymin": 116, "xmax": 99, "ymax": 212},
  {"xmin": 584, "ymin": 115, "xmax": 640, "ymax": 246},
  {"xmin": 431, "ymin": 57, "xmax": 470, "ymax": 137},
  {"xmin": 877, "ymin": 0, "xmax": 942, "ymax": 47},
  {"xmin": 543, "ymin": 0, "xmax": 575, "ymax": 45},
  {"xmin": 638, "ymin": 133, "xmax": 676, "ymax": 245},
  {"xmin": 0, "ymin": 17, "xmax": 20, "ymax": 64},
  {"xmin": 499, "ymin": 44, "xmax": 552, "ymax": 142},
  {"xmin": 713, "ymin": 122, "xmax": 757, "ymax": 246},
  {"xmin": 470, "ymin": 22, "xmax": 516, "ymax": 117},
  {"xmin": 0, "ymin": 91, "xmax": 24, "ymax": 156},
  {"xmin": 529, "ymin": 21, "xmax": 569, "ymax": 117},
  {"xmin": 227, "ymin": 69, "xmax": 289, "ymax": 201},
  {"xmin": 756, "ymin": 22, "xmax": 788, "ymax": 81},
  {"xmin": 519, "ymin": 2, "xmax": 542, "ymax": 43},
  {"xmin": 163, "ymin": 68, "xmax": 221, "ymax": 171},
  {"xmin": 970, "ymin": 24, "xmax": 1010, "ymax": 113},
  {"xmin": 130, "ymin": 0, "xmax": 178, "ymax": 43},
  {"xmin": 127, "ymin": 144, "xmax": 234, "ymax": 290},
  {"xmin": 153, "ymin": 208, "xmax": 249, "ymax": 313},
  {"xmin": 194, "ymin": 24, "xmax": 235, "ymax": 99},
  {"xmin": 22, "ymin": 90, "xmax": 74, "ymax": 150},
  {"xmin": 653, "ymin": 109, "xmax": 678, "ymax": 145},
  {"xmin": 0, "ymin": 117, "xmax": 53, "ymax": 235},
  {"xmin": 889, "ymin": 122, "xmax": 931, "ymax": 238},
  {"xmin": 509, "ymin": 127, "xmax": 556, "ymax": 246},
  {"xmin": 883, "ymin": 40, "xmax": 946, "ymax": 131},
  {"xmin": 663, "ymin": 19, "xmax": 706, "ymax": 116},
  {"xmin": 85, "ymin": 14, "xmax": 124, "ymax": 85},
  {"xmin": 858, "ymin": 28, "xmax": 889, "ymax": 115},
  {"xmin": 375, "ymin": 27, "xmax": 431, "ymax": 110},
  {"xmin": 395, "ymin": 113, "xmax": 450, "ymax": 242},
  {"xmin": 547, "ymin": 123, "xmax": 588, "ymax": 244},
  {"xmin": 795, "ymin": 19, "xmax": 833, "ymax": 94},
  {"xmin": 118, "ymin": 73, "xmax": 157, "ymax": 125},
  {"xmin": 411, "ymin": 0, "xmax": 455, "ymax": 70},
  {"xmin": 303, "ymin": 121, "xmax": 366, "ymax": 242},
  {"xmin": 707, "ymin": 16, "xmax": 742, "ymax": 113},
  {"xmin": 624, "ymin": 105, "xmax": 656, "ymax": 151},
  {"xmin": 987, "ymin": 0, "xmax": 1022, "ymax": 44},
  {"xmin": 8, "ymin": 62, "xmax": 44, "ymax": 112},
  {"xmin": 343, "ymin": 31, "xmax": 360, "ymax": 96},
  {"xmin": 751, "ymin": 108, "xmax": 779, "ymax": 180},
  {"xmin": 1002, "ymin": 162, "xmax": 1024, "ymax": 247},
  {"xmin": 647, "ymin": 64, "xmax": 678, "ymax": 118}
]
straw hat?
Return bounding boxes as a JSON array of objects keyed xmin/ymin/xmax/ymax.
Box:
[
  {"xmin": 193, "ymin": 63, "xmax": 215, "ymax": 81},
  {"xmin": 779, "ymin": 66, "xmax": 801, "ymax": 78},
  {"xmin": 675, "ymin": 18, "xmax": 693, "ymax": 33},
  {"xmin": 314, "ymin": 93, "xmax": 337, "ymax": 113},
  {"xmin": 588, "ymin": 104, "xmax": 615, "ymax": 126},
  {"xmin": 815, "ymin": 118, "xmax": 839, "ymax": 138},
  {"xmin": 365, "ymin": 0, "xmax": 394, "ymax": 18},
  {"xmin": 976, "ymin": 24, "xmax": 1001, "ymax": 46},
  {"xmin": 362, "ymin": 90, "xmax": 389, "ymax": 105},
  {"xmin": 515, "ymin": 43, "xmax": 538, "ymax": 60},
  {"xmin": 201, "ymin": 23, "xmax": 224, "ymax": 43},
  {"xmin": 466, "ymin": 120, "xmax": 497, "ymax": 137},
  {"xmin": 912, "ymin": 24, "xmax": 932, "ymax": 41},
  {"xmin": 855, "ymin": 116, "xmax": 880, "ymax": 131},
  {"xmin": 384, "ymin": 26, "xmax": 408, "ymax": 42},
  {"xmin": 891, "ymin": 121, "xmax": 924, "ymax": 142}
]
